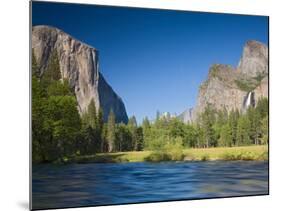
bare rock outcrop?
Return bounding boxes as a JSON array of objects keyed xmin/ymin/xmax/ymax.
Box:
[{"xmin": 238, "ymin": 40, "xmax": 268, "ymax": 77}]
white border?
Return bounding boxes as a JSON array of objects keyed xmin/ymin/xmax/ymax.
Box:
[{"xmin": 1, "ymin": 0, "xmax": 280, "ymax": 211}]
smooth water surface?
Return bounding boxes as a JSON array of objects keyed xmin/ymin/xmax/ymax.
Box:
[{"xmin": 32, "ymin": 161, "xmax": 268, "ymax": 209}]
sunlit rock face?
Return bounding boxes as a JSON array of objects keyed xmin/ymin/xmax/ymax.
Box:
[
  {"xmin": 238, "ymin": 40, "xmax": 268, "ymax": 77},
  {"xmin": 32, "ymin": 25, "xmax": 128, "ymax": 123},
  {"xmin": 180, "ymin": 40, "xmax": 268, "ymax": 123}
]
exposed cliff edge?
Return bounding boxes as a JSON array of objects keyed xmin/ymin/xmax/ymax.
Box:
[
  {"xmin": 179, "ymin": 40, "xmax": 268, "ymax": 123},
  {"xmin": 32, "ymin": 25, "xmax": 128, "ymax": 123}
]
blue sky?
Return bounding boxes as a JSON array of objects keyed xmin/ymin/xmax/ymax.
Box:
[{"xmin": 32, "ymin": 2, "xmax": 268, "ymax": 124}]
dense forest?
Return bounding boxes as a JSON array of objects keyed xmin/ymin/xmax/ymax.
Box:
[{"xmin": 32, "ymin": 51, "xmax": 269, "ymax": 163}]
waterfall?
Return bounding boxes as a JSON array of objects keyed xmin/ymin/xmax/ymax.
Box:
[
  {"xmin": 246, "ymin": 92, "xmax": 252, "ymax": 108},
  {"xmin": 91, "ymin": 49, "xmax": 99, "ymax": 83},
  {"xmin": 243, "ymin": 91, "xmax": 255, "ymax": 111}
]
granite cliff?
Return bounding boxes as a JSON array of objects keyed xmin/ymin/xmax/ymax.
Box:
[
  {"xmin": 32, "ymin": 25, "xmax": 128, "ymax": 123},
  {"xmin": 179, "ymin": 40, "xmax": 268, "ymax": 123}
]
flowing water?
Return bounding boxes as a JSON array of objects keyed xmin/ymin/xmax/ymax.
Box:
[{"xmin": 32, "ymin": 161, "xmax": 268, "ymax": 209}]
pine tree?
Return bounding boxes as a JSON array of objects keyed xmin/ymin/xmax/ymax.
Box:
[
  {"xmin": 135, "ymin": 127, "xmax": 144, "ymax": 151},
  {"xmin": 200, "ymin": 104, "xmax": 216, "ymax": 147},
  {"xmin": 216, "ymin": 107, "xmax": 228, "ymax": 126},
  {"xmin": 256, "ymin": 98, "xmax": 269, "ymax": 119},
  {"xmin": 115, "ymin": 123, "xmax": 133, "ymax": 152},
  {"xmin": 128, "ymin": 116, "xmax": 138, "ymax": 150},
  {"xmin": 237, "ymin": 115, "xmax": 251, "ymax": 146},
  {"xmin": 97, "ymin": 108, "xmax": 104, "ymax": 139},
  {"xmin": 195, "ymin": 124, "xmax": 205, "ymax": 148},
  {"xmin": 247, "ymin": 107, "xmax": 261, "ymax": 145},
  {"xmin": 101, "ymin": 123, "xmax": 108, "ymax": 152},
  {"xmin": 142, "ymin": 117, "xmax": 151, "ymax": 149},
  {"xmin": 228, "ymin": 109, "xmax": 240, "ymax": 146},
  {"xmin": 32, "ymin": 49, "xmax": 46, "ymax": 162},
  {"xmin": 219, "ymin": 124, "xmax": 232, "ymax": 147},
  {"xmin": 128, "ymin": 116, "xmax": 137, "ymax": 127},
  {"xmin": 97, "ymin": 108, "xmax": 103, "ymax": 129},
  {"xmin": 142, "ymin": 117, "xmax": 150, "ymax": 129},
  {"xmin": 261, "ymin": 115, "xmax": 269, "ymax": 145},
  {"xmin": 184, "ymin": 124, "xmax": 197, "ymax": 148},
  {"xmin": 85, "ymin": 100, "xmax": 101, "ymax": 153},
  {"xmin": 107, "ymin": 109, "xmax": 116, "ymax": 152},
  {"xmin": 87, "ymin": 99, "xmax": 97, "ymax": 129}
]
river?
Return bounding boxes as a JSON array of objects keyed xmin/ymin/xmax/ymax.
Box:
[{"xmin": 32, "ymin": 161, "xmax": 268, "ymax": 209}]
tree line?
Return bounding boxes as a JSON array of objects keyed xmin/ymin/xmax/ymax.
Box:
[
  {"xmin": 138, "ymin": 97, "xmax": 268, "ymax": 152},
  {"xmin": 32, "ymin": 50, "xmax": 268, "ymax": 163}
]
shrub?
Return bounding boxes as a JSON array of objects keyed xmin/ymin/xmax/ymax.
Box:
[
  {"xmin": 235, "ymin": 79, "xmax": 257, "ymax": 92},
  {"xmin": 219, "ymin": 151, "xmax": 266, "ymax": 161},
  {"xmin": 145, "ymin": 137, "xmax": 184, "ymax": 162},
  {"xmin": 144, "ymin": 151, "xmax": 171, "ymax": 162},
  {"xmin": 200, "ymin": 154, "xmax": 210, "ymax": 161}
]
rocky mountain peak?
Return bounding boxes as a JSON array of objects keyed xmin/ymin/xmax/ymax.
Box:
[{"xmin": 237, "ymin": 40, "xmax": 268, "ymax": 77}]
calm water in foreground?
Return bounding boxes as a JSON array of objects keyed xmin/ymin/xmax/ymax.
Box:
[{"xmin": 32, "ymin": 161, "xmax": 268, "ymax": 209}]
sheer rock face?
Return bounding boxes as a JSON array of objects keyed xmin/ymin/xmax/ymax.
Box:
[
  {"xmin": 32, "ymin": 25, "xmax": 128, "ymax": 123},
  {"xmin": 181, "ymin": 40, "xmax": 268, "ymax": 123}
]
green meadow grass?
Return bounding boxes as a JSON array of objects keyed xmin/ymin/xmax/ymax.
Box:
[{"xmin": 69, "ymin": 145, "xmax": 268, "ymax": 163}]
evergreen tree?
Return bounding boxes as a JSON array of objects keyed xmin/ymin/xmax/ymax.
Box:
[
  {"xmin": 128, "ymin": 116, "xmax": 138, "ymax": 150},
  {"xmin": 44, "ymin": 95, "xmax": 81, "ymax": 161},
  {"xmin": 115, "ymin": 123, "xmax": 133, "ymax": 151},
  {"xmin": 261, "ymin": 115, "xmax": 269, "ymax": 145},
  {"xmin": 256, "ymin": 98, "xmax": 269, "ymax": 119},
  {"xmin": 184, "ymin": 124, "xmax": 197, "ymax": 148},
  {"xmin": 216, "ymin": 107, "xmax": 228, "ymax": 126},
  {"xmin": 47, "ymin": 79, "xmax": 73, "ymax": 97},
  {"xmin": 80, "ymin": 99, "xmax": 101, "ymax": 154},
  {"xmin": 135, "ymin": 127, "xmax": 144, "ymax": 151},
  {"xmin": 228, "ymin": 109, "xmax": 240, "ymax": 146},
  {"xmin": 212, "ymin": 123, "xmax": 222, "ymax": 145},
  {"xmin": 168, "ymin": 118, "xmax": 186, "ymax": 139},
  {"xmin": 87, "ymin": 99, "xmax": 97, "ymax": 129},
  {"xmin": 97, "ymin": 108, "xmax": 104, "ymax": 133},
  {"xmin": 32, "ymin": 51, "xmax": 46, "ymax": 162},
  {"xmin": 247, "ymin": 106, "xmax": 261, "ymax": 145},
  {"xmin": 107, "ymin": 109, "xmax": 116, "ymax": 152},
  {"xmin": 96, "ymin": 107, "xmax": 104, "ymax": 148},
  {"xmin": 79, "ymin": 125, "xmax": 95, "ymax": 155},
  {"xmin": 128, "ymin": 116, "xmax": 137, "ymax": 127},
  {"xmin": 218, "ymin": 124, "xmax": 232, "ymax": 147},
  {"xmin": 195, "ymin": 124, "xmax": 205, "ymax": 148},
  {"xmin": 114, "ymin": 124, "xmax": 122, "ymax": 152},
  {"xmin": 101, "ymin": 123, "xmax": 108, "ymax": 152},
  {"xmin": 200, "ymin": 105, "xmax": 216, "ymax": 147},
  {"xmin": 237, "ymin": 115, "xmax": 251, "ymax": 146},
  {"xmin": 142, "ymin": 117, "xmax": 151, "ymax": 149}
]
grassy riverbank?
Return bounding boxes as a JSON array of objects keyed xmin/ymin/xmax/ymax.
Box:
[{"xmin": 68, "ymin": 145, "xmax": 268, "ymax": 163}]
